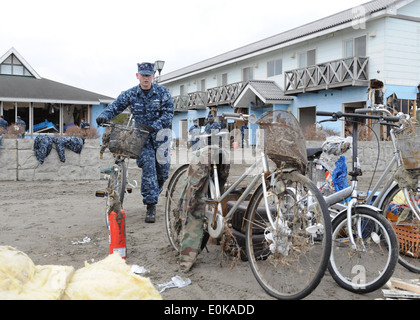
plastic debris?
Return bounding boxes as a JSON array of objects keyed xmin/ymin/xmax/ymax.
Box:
[
  {"xmin": 158, "ymin": 275, "xmax": 191, "ymax": 293},
  {"xmin": 130, "ymin": 265, "xmax": 148, "ymax": 275},
  {"xmin": 71, "ymin": 237, "xmax": 91, "ymax": 245}
]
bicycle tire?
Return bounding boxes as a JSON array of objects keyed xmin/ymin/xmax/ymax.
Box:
[
  {"xmin": 328, "ymin": 207, "xmax": 399, "ymax": 293},
  {"xmin": 381, "ymin": 182, "xmax": 420, "ymax": 273},
  {"xmin": 165, "ymin": 164, "xmax": 211, "ymax": 252},
  {"xmin": 245, "ymin": 170, "xmax": 332, "ymax": 300},
  {"xmin": 165, "ymin": 164, "xmax": 189, "ymax": 252}
]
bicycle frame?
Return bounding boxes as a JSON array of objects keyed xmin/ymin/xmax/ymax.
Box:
[
  {"xmin": 317, "ymin": 112, "xmax": 420, "ymax": 223},
  {"xmin": 316, "ymin": 110, "xmax": 402, "ymax": 248},
  {"xmin": 205, "ymin": 150, "xmax": 271, "ymax": 239}
]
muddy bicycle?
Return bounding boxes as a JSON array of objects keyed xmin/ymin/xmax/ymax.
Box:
[
  {"xmin": 165, "ymin": 110, "xmax": 332, "ymax": 300},
  {"xmin": 314, "ymin": 110, "xmax": 401, "ymax": 293},
  {"xmin": 95, "ymin": 121, "xmax": 149, "ymax": 257},
  {"xmin": 311, "ymin": 106, "xmax": 420, "ymax": 275}
]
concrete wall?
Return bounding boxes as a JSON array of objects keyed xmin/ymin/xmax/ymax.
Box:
[
  {"xmin": 0, "ymin": 138, "xmax": 104, "ymax": 181},
  {"xmin": 0, "ymin": 137, "xmax": 395, "ymax": 181},
  {"xmin": 306, "ymin": 140, "xmax": 394, "ymax": 175}
]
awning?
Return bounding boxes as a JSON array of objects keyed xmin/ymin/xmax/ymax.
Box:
[{"xmin": 233, "ymin": 80, "xmax": 293, "ymax": 108}]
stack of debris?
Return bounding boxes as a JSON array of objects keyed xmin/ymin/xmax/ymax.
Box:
[{"xmin": 382, "ymin": 278, "xmax": 420, "ymax": 300}]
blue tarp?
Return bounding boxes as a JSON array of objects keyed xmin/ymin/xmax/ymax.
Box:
[
  {"xmin": 332, "ymin": 156, "xmax": 350, "ymax": 203},
  {"xmin": 33, "ymin": 120, "xmax": 59, "ymax": 133}
]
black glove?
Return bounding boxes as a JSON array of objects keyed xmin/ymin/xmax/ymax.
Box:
[
  {"xmin": 138, "ymin": 124, "xmax": 155, "ymax": 133},
  {"xmin": 96, "ymin": 117, "xmax": 107, "ymax": 126}
]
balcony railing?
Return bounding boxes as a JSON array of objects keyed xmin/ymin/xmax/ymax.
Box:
[
  {"xmin": 173, "ymin": 95, "xmax": 188, "ymax": 112},
  {"xmin": 187, "ymin": 91, "xmax": 207, "ymax": 109},
  {"xmin": 172, "ymin": 81, "xmax": 246, "ymax": 111},
  {"xmin": 207, "ymin": 81, "xmax": 246, "ymax": 106},
  {"xmin": 284, "ymin": 56, "xmax": 369, "ymax": 95}
]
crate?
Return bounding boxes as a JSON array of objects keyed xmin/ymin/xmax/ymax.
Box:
[
  {"xmin": 108, "ymin": 125, "xmax": 149, "ymax": 159},
  {"xmin": 257, "ymin": 110, "xmax": 307, "ymax": 172},
  {"xmin": 397, "ymin": 125, "xmax": 420, "ymax": 173},
  {"xmin": 392, "ymin": 223, "xmax": 420, "ymax": 259},
  {"xmin": 387, "ymin": 204, "xmax": 420, "ymax": 259}
]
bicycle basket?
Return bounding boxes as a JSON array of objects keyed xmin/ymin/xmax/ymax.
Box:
[
  {"xmin": 257, "ymin": 110, "xmax": 307, "ymax": 172},
  {"xmin": 108, "ymin": 124, "xmax": 149, "ymax": 159},
  {"xmin": 397, "ymin": 125, "xmax": 420, "ymax": 173}
]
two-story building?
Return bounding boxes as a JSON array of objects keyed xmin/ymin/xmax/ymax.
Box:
[{"xmin": 157, "ymin": 0, "xmax": 420, "ymax": 144}]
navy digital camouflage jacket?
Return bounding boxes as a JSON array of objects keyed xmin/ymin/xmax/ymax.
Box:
[{"xmin": 98, "ymin": 83, "xmax": 174, "ymax": 149}]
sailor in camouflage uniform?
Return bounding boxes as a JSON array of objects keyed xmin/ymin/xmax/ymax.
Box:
[
  {"xmin": 178, "ymin": 114, "xmax": 230, "ymax": 272},
  {"xmin": 96, "ymin": 62, "xmax": 174, "ymax": 223}
]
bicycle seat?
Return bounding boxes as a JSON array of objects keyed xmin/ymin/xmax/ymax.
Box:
[{"xmin": 306, "ymin": 147, "xmax": 323, "ymax": 160}]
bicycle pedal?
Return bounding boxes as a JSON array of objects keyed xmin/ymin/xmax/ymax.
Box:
[{"xmin": 95, "ymin": 190, "xmax": 107, "ymax": 197}]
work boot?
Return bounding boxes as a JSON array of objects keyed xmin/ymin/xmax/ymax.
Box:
[{"xmin": 145, "ymin": 204, "xmax": 156, "ymax": 223}]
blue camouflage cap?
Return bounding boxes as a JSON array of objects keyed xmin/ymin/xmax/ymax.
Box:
[
  {"xmin": 207, "ymin": 114, "xmax": 214, "ymax": 119},
  {"xmin": 137, "ymin": 62, "xmax": 155, "ymax": 75}
]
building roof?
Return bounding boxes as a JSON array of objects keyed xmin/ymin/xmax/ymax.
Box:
[
  {"xmin": 0, "ymin": 47, "xmax": 114, "ymax": 104},
  {"xmin": 0, "ymin": 75, "xmax": 114, "ymax": 104},
  {"xmin": 160, "ymin": 0, "xmax": 411, "ymax": 83},
  {"xmin": 234, "ymin": 80, "xmax": 293, "ymax": 107}
]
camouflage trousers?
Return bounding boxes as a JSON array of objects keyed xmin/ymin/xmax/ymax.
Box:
[
  {"xmin": 136, "ymin": 144, "xmax": 170, "ymax": 205},
  {"xmin": 178, "ymin": 146, "xmax": 230, "ymax": 271}
]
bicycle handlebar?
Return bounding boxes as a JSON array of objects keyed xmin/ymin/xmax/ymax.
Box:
[
  {"xmin": 221, "ymin": 112, "xmax": 257, "ymax": 124},
  {"xmin": 316, "ymin": 111, "xmax": 400, "ymax": 123}
]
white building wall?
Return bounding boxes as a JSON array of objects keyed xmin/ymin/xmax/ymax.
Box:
[
  {"xmin": 164, "ymin": 2, "xmax": 420, "ymax": 99},
  {"xmin": 383, "ymin": 17, "xmax": 420, "ymax": 86}
]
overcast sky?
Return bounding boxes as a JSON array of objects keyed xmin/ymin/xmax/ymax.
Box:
[{"xmin": 1, "ymin": 0, "xmax": 368, "ymax": 98}]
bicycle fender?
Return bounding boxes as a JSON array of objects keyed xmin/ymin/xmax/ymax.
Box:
[{"xmin": 333, "ymin": 203, "xmax": 382, "ymax": 221}]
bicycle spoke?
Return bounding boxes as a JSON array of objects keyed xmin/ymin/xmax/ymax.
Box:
[{"xmin": 246, "ymin": 171, "xmax": 331, "ymax": 300}]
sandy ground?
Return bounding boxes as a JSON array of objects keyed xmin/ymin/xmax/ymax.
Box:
[{"xmin": 0, "ymin": 156, "xmax": 418, "ymax": 301}]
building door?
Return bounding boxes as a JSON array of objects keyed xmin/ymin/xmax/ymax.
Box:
[
  {"xmin": 342, "ymin": 101, "xmax": 378, "ymax": 140},
  {"xmin": 179, "ymin": 119, "xmax": 188, "ymax": 146},
  {"xmin": 299, "ymin": 106, "xmax": 316, "ymax": 135}
]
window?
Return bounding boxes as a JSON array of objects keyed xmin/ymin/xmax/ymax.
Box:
[
  {"xmin": 355, "ymin": 35, "xmax": 367, "ymax": 56},
  {"xmin": 217, "ymin": 73, "xmax": 228, "ymax": 86},
  {"xmin": 298, "ymin": 49, "xmax": 316, "ymax": 68},
  {"xmin": 0, "ymin": 64, "xmax": 12, "ymax": 75},
  {"xmin": 344, "ymin": 35, "xmax": 367, "ymax": 57},
  {"xmin": 267, "ymin": 59, "xmax": 282, "ymax": 77},
  {"xmin": 242, "ymin": 67, "xmax": 253, "ymax": 82},
  {"xmin": 0, "ymin": 54, "xmax": 32, "ymax": 76},
  {"xmin": 199, "ymin": 79, "xmax": 206, "ymax": 91}
]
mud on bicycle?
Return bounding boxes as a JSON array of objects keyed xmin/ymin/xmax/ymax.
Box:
[
  {"xmin": 95, "ymin": 120, "xmax": 149, "ymax": 257},
  {"xmin": 311, "ymin": 105, "xmax": 420, "ymax": 276},
  {"xmin": 165, "ymin": 110, "xmax": 332, "ymax": 300},
  {"xmin": 312, "ymin": 109, "xmax": 418, "ymax": 293}
]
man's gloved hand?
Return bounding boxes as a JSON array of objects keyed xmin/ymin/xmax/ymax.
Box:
[
  {"xmin": 96, "ymin": 117, "xmax": 107, "ymax": 126},
  {"xmin": 139, "ymin": 124, "xmax": 155, "ymax": 133}
]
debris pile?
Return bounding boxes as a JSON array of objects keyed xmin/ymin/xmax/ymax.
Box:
[{"xmin": 382, "ymin": 278, "xmax": 420, "ymax": 300}]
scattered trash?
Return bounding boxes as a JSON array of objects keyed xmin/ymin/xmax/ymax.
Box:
[
  {"xmin": 158, "ymin": 275, "xmax": 191, "ymax": 293},
  {"xmin": 71, "ymin": 237, "xmax": 91, "ymax": 245},
  {"xmin": 130, "ymin": 265, "xmax": 148, "ymax": 275}
]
